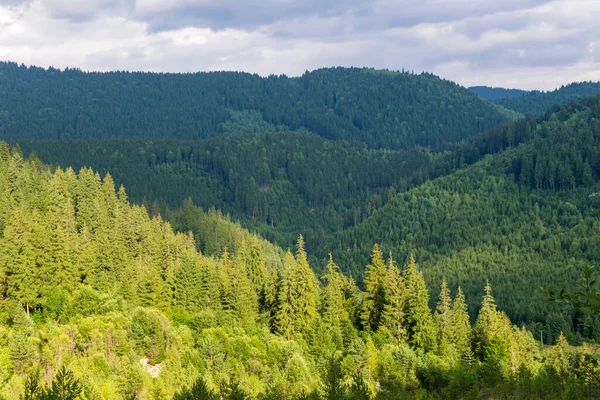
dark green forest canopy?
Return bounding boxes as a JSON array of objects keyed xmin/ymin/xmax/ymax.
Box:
[
  {"xmin": 0, "ymin": 62, "xmax": 512, "ymax": 149},
  {"xmin": 496, "ymin": 81, "xmax": 600, "ymax": 115},
  {"xmin": 468, "ymin": 86, "xmax": 529, "ymax": 100},
  {"xmin": 328, "ymin": 94, "xmax": 600, "ymax": 330},
  {"xmin": 18, "ymin": 132, "xmax": 439, "ymax": 249},
  {"xmin": 18, "ymin": 91, "xmax": 600, "ymax": 343}
]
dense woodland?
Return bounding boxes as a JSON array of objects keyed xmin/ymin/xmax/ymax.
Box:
[
  {"xmin": 0, "ymin": 63, "xmax": 513, "ymax": 149},
  {"xmin": 0, "ymin": 147, "xmax": 598, "ymax": 399},
  {"xmin": 468, "ymin": 86, "xmax": 529, "ymax": 101},
  {"xmin": 495, "ymin": 82, "xmax": 600, "ymax": 115},
  {"xmin": 3, "ymin": 63, "xmax": 600, "ymax": 398},
  {"xmin": 17, "ymin": 95, "xmax": 600, "ymax": 339}
]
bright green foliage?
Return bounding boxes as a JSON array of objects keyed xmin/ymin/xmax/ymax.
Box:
[
  {"xmin": 546, "ymin": 332, "xmax": 572, "ymax": 375},
  {"xmin": 435, "ymin": 280, "xmax": 453, "ymax": 354},
  {"xmin": 403, "ymin": 255, "xmax": 437, "ymax": 352},
  {"xmin": 0, "ymin": 146, "xmax": 598, "ymax": 399},
  {"xmin": 381, "ymin": 255, "xmax": 405, "ymax": 342},
  {"xmin": 449, "ymin": 288, "xmax": 472, "ymax": 357},
  {"xmin": 360, "ymin": 245, "xmax": 388, "ymax": 332},
  {"xmin": 274, "ymin": 237, "xmax": 320, "ymax": 338},
  {"xmin": 321, "ymin": 256, "xmax": 352, "ymax": 348}
]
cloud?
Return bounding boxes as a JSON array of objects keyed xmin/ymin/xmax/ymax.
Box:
[{"xmin": 0, "ymin": 0, "xmax": 598, "ymax": 90}]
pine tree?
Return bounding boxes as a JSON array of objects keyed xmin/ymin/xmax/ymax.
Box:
[
  {"xmin": 547, "ymin": 332, "xmax": 571, "ymax": 375},
  {"xmin": 237, "ymin": 236, "xmax": 266, "ymax": 307},
  {"xmin": 403, "ymin": 254, "xmax": 437, "ymax": 352},
  {"xmin": 449, "ymin": 287, "xmax": 472, "ymax": 356},
  {"xmin": 381, "ymin": 254, "xmax": 405, "ymax": 342},
  {"xmin": 275, "ymin": 251, "xmax": 295, "ymax": 338},
  {"xmin": 435, "ymin": 280, "xmax": 452, "ymax": 354},
  {"xmin": 274, "ymin": 237, "xmax": 320, "ymax": 339},
  {"xmin": 290, "ymin": 235, "xmax": 320, "ymax": 335},
  {"xmin": 219, "ymin": 248, "xmax": 258, "ymax": 328},
  {"xmin": 321, "ymin": 254, "xmax": 350, "ymax": 347},
  {"xmin": 473, "ymin": 282, "xmax": 513, "ymax": 362},
  {"xmin": 45, "ymin": 366, "xmax": 82, "ymax": 400},
  {"xmin": 361, "ymin": 244, "xmax": 388, "ymax": 332}
]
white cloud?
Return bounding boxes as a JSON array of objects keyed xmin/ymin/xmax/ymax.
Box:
[{"xmin": 0, "ymin": 0, "xmax": 598, "ymax": 89}]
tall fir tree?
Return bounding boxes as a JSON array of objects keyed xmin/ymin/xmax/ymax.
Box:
[
  {"xmin": 435, "ymin": 280, "xmax": 453, "ymax": 354},
  {"xmin": 403, "ymin": 254, "xmax": 437, "ymax": 352},
  {"xmin": 321, "ymin": 254, "xmax": 351, "ymax": 347},
  {"xmin": 449, "ymin": 287, "xmax": 472, "ymax": 357},
  {"xmin": 381, "ymin": 253, "xmax": 406, "ymax": 342},
  {"xmin": 360, "ymin": 244, "xmax": 388, "ymax": 332}
]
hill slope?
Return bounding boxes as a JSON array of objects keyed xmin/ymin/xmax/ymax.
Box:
[
  {"xmin": 469, "ymin": 86, "xmax": 529, "ymax": 100},
  {"xmin": 327, "ymin": 94, "xmax": 600, "ymax": 337},
  {"xmin": 0, "ymin": 62, "xmax": 511, "ymax": 149},
  {"xmin": 497, "ymin": 82, "xmax": 600, "ymax": 115},
  {"xmin": 2, "ymin": 145, "xmax": 588, "ymax": 399}
]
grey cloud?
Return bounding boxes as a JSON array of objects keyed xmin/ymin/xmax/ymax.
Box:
[
  {"xmin": 136, "ymin": 0, "xmax": 362, "ymax": 33},
  {"xmin": 135, "ymin": 0, "xmax": 550, "ymax": 34},
  {"xmin": 42, "ymin": 0, "xmax": 135, "ymax": 22}
]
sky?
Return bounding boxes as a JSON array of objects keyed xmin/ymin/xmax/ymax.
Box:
[{"xmin": 0, "ymin": 0, "xmax": 598, "ymax": 90}]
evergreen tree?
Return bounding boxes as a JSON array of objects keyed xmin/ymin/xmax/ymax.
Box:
[
  {"xmin": 403, "ymin": 255, "xmax": 437, "ymax": 352},
  {"xmin": 435, "ymin": 280, "xmax": 452, "ymax": 354},
  {"xmin": 361, "ymin": 244, "xmax": 388, "ymax": 332},
  {"xmin": 45, "ymin": 366, "xmax": 82, "ymax": 400},
  {"xmin": 449, "ymin": 287, "xmax": 472, "ymax": 356},
  {"xmin": 321, "ymin": 254, "xmax": 350, "ymax": 347},
  {"xmin": 275, "ymin": 251, "xmax": 295, "ymax": 338},
  {"xmin": 381, "ymin": 254, "xmax": 406, "ymax": 342}
]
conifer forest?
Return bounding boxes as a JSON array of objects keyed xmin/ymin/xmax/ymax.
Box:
[{"xmin": 1, "ymin": 62, "xmax": 600, "ymax": 399}]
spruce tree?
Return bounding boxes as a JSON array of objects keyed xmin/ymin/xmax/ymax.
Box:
[
  {"xmin": 403, "ymin": 254, "xmax": 437, "ymax": 352},
  {"xmin": 435, "ymin": 280, "xmax": 452, "ymax": 354},
  {"xmin": 361, "ymin": 244, "xmax": 388, "ymax": 332},
  {"xmin": 381, "ymin": 254, "xmax": 405, "ymax": 342},
  {"xmin": 290, "ymin": 235, "xmax": 320, "ymax": 335},
  {"xmin": 449, "ymin": 287, "xmax": 472, "ymax": 356},
  {"xmin": 274, "ymin": 237, "xmax": 320, "ymax": 338},
  {"xmin": 275, "ymin": 251, "xmax": 295, "ymax": 338},
  {"xmin": 321, "ymin": 254, "xmax": 350, "ymax": 347}
]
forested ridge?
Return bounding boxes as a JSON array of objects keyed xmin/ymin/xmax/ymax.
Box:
[
  {"xmin": 328, "ymin": 94, "xmax": 600, "ymax": 337},
  {"xmin": 15, "ymin": 88, "xmax": 600, "ymax": 343},
  {"xmin": 4, "ymin": 61, "xmax": 600, "ymax": 398},
  {"xmin": 495, "ymin": 81, "xmax": 600, "ymax": 115},
  {"xmin": 0, "ymin": 147, "xmax": 598, "ymax": 399},
  {"xmin": 18, "ymin": 133, "xmax": 438, "ymax": 247},
  {"xmin": 468, "ymin": 86, "xmax": 529, "ymax": 101},
  {"xmin": 0, "ymin": 62, "xmax": 512, "ymax": 149}
]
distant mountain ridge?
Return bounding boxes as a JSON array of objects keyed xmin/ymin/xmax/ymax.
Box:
[
  {"xmin": 0, "ymin": 62, "xmax": 511, "ymax": 149},
  {"xmin": 468, "ymin": 85, "xmax": 529, "ymax": 100},
  {"xmin": 496, "ymin": 81, "xmax": 600, "ymax": 115}
]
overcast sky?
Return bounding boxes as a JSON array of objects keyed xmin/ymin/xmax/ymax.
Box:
[{"xmin": 0, "ymin": 0, "xmax": 598, "ymax": 90}]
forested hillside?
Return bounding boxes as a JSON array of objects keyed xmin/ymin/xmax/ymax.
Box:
[
  {"xmin": 17, "ymin": 89, "xmax": 600, "ymax": 344},
  {"xmin": 468, "ymin": 86, "xmax": 529, "ymax": 100},
  {"xmin": 496, "ymin": 82, "xmax": 600, "ymax": 115},
  {"xmin": 19, "ymin": 133, "xmax": 439, "ymax": 248},
  {"xmin": 0, "ymin": 62, "xmax": 512, "ymax": 149},
  {"xmin": 0, "ymin": 146, "xmax": 598, "ymax": 399},
  {"xmin": 328, "ymin": 95, "xmax": 600, "ymax": 341}
]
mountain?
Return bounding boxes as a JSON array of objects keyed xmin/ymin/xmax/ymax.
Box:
[
  {"xmin": 0, "ymin": 62, "xmax": 513, "ymax": 149},
  {"xmin": 497, "ymin": 81, "xmax": 600, "ymax": 115},
  {"xmin": 0, "ymin": 145, "xmax": 593, "ymax": 399},
  {"xmin": 327, "ymin": 94, "xmax": 600, "ymax": 339},
  {"xmin": 18, "ymin": 133, "xmax": 439, "ymax": 249},
  {"xmin": 469, "ymin": 85, "xmax": 529, "ymax": 100}
]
